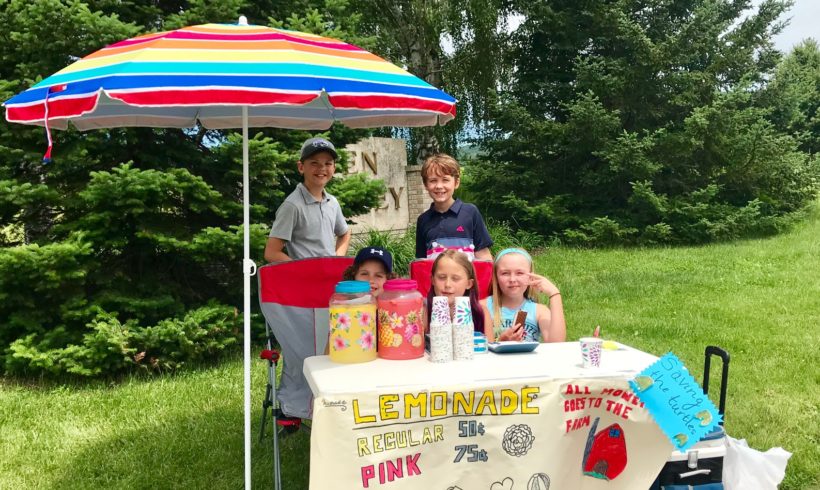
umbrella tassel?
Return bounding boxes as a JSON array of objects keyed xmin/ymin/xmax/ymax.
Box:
[
  {"xmin": 42, "ymin": 92, "xmax": 53, "ymax": 164},
  {"xmin": 42, "ymin": 84, "xmax": 66, "ymax": 164}
]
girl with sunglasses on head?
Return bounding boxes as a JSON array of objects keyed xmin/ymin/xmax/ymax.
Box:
[{"xmin": 481, "ymin": 248, "xmax": 566, "ymax": 343}]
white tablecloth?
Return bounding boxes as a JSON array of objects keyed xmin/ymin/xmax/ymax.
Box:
[
  {"xmin": 304, "ymin": 342, "xmax": 658, "ymax": 395},
  {"xmin": 303, "ymin": 342, "xmax": 668, "ymax": 490}
]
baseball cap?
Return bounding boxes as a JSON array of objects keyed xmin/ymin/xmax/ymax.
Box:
[
  {"xmin": 354, "ymin": 246, "xmax": 393, "ymax": 274},
  {"xmin": 300, "ymin": 137, "xmax": 338, "ymax": 160}
]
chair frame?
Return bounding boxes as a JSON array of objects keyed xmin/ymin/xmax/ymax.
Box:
[{"xmin": 257, "ymin": 257, "xmax": 353, "ymax": 489}]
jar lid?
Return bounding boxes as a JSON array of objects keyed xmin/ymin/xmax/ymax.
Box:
[
  {"xmin": 383, "ymin": 279, "xmax": 419, "ymax": 291},
  {"xmin": 335, "ymin": 280, "xmax": 370, "ymax": 294}
]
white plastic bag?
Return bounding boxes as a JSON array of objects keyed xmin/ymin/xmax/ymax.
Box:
[{"xmin": 723, "ymin": 435, "xmax": 792, "ymax": 490}]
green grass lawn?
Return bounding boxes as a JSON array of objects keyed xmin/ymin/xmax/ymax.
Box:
[
  {"xmin": 2, "ymin": 205, "xmax": 819, "ymax": 489},
  {"xmin": 0, "ymin": 355, "xmax": 310, "ymax": 489}
]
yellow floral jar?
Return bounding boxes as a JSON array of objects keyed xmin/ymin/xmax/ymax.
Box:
[{"xmin": 328, "ymin": 281, "xmax": 377, "ymax": 364}]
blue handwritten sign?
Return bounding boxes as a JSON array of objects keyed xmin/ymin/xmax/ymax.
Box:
[{"xmin": 629, "ymin": 353, "xmax": 722, "ymax": 451}]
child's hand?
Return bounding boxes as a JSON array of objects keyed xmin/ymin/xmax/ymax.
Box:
[
  {"xmin": 527, "ymin": 272, "xmax": 560, "ymax": 297},
  {"xmin": 498, "ymin": 322, "xmax": 525, "ymax": 341}
]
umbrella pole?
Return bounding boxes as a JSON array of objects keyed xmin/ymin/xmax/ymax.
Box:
[{"xmin": 242, "ymin": 106, "xmax": 254, "ymax": 489}]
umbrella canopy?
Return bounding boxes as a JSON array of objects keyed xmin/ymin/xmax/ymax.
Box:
[
  {"xmin": 3, "ymin": 18, "xmax": 455, "ymax": 490},
  {"xmin": 4, "ymin": 21, "xmax": 456, "ymax": 130}
]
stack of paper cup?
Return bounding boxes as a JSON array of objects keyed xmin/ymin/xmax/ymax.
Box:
[
  {"xmin": 452, "ymin": 297, "xmax": 474, "ymax": 360},
  {"xmin": 429, "ymin": 296, "xmax": 453, "ymax": 363}
]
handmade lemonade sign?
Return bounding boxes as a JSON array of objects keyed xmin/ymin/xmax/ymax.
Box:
[
  {"xmin": 309, "ymin": 378, "xmax": 669, "ymax": 489},
  {"xmin": 629, "ymin": 353, "xmax": 722, "ymax": 451}
]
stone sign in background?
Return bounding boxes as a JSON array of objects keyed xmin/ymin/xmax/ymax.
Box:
[{"xmin": 345, "ymin": 137, "xmax": 431, "ymax": 235}]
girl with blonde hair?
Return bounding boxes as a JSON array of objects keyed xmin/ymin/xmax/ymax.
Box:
[{"xmin": 481, "ymin": 248, "xmax": 566, "ymax": 342}]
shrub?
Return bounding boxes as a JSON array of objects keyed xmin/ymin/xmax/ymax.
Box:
[
  {"xmin": 4, "ymin": 304, "xmax": 238, "ymax": 377},
  {"xmin": 351, "ymin": 226, "xmax": 416, "ymax": 277},
  {"xmin": 0, "ymin": 238, "xmax": 94, "ymax": 353},
  {"xmin": 485, "ymin": 219, "xmax": 546, "ymax": 254},
  {"xmin": 563, "ymin": 217, "xmax": 639, "ymax": 247},
  {"xmin": 131, "ymin": 303, "xmax": 239, "ymax": 371}
]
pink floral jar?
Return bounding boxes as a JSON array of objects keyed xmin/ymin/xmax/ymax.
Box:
[
  {"xmin": 328, "ymin": 281, "xmax": 377, "ymax": 364},
  {"xmin": 377, "ymin": 279, "xmax": 425, "ymax": 360}
]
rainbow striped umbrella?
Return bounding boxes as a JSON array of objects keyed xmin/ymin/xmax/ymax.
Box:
[
  {"xmin": 3, "ymin": 20, "xmax": 456, "ymax": 131},
  {"xmin": 3, "ymin": 18, "xmax": 456, "ymax": 490}
]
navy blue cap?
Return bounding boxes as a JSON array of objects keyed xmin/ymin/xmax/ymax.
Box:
[
  {"xmin": 354, "ymin": 246, "xmax": 393, "ymax": 274},
  {"xmin": 300, "ymin": 137, "xmax": 338, "ymax": 160}
]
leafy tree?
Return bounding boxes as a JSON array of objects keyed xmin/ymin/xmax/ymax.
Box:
[
  {"xmin": 344, "ymin": 0, "xmax": 513, "ymax": 161},
  {"xmin": 468, "ymin": 0, "xmax": 820, "ymax": 245},
  {"xmin": 762, "ymin": 39, "xmax": 820, "ymax": 157},
  {"xmin": 0, "ymin": 0, "xmax": 384, "ymax": 376}
]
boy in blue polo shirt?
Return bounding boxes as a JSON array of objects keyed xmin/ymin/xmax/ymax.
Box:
[{"xmin": 415, "ymin": 153, "xmax": 493, "ymax": 260}]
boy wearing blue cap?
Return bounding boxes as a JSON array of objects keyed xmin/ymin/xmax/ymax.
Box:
[
  {"xmin": 342, "ymin": 246, "xmax": 395, "ymax": 297},
  {"xmin": 264, "ymin": 137, "xmax": 352, "ymax": 262}
]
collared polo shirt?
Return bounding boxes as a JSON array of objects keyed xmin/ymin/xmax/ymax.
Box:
[
  {"xmin": 269, "ymin": 183, "xmax": 348, "ymax": 259},
  {"xmin": 415, "ymin": 199, "xmax": 493, "ymax": 259}
]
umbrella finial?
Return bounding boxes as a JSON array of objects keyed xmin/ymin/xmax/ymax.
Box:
[{"xmin": 238, "ymin": 15, "xmax": 248, "ymax": 26}]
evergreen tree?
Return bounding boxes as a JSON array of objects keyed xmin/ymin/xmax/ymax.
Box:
[
  {"xmin": 0, "ymin": 0, "xmax": 384, "ymax": 375},
  {"xmin": 468, "ymin": 0, "xmax": 820, "ymax": 245},
  {"xmin": 762, "ymin": 39, "xmax": 820, "ymax": 157}
]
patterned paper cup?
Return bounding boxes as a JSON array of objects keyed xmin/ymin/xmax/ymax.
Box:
[
  {"xmin": 580, "ymin": 337, "xmax": 603, "ymax": 368},
  {"xmin": 431, "ymin": 296, "xmax": 452, "ymax": 326},
  {"xmin": 429, "ymin": 296, "xmax": 453, "ymax": 363},
  {"xmin": 452, "ymin": 296, "xmax": 474, "ymax": 360}
]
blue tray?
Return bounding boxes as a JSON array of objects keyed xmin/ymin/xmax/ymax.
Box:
[{"xmin": 487, "ymin": 341, "xmax": 539, "ymax": 354}]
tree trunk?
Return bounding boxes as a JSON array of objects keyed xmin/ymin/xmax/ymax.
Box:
[
  {"xmin": 22, "ymin": 161, "xmax": 53, "ymax": 244},
  {"xmin": 408, "ymin": 34, "xmax": 443, "ymax": 163}
]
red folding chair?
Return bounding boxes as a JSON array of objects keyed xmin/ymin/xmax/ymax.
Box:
[
  {"xmin": 257, "ymin": 256, "xmax": 353, "ymax": 490},
  {"xmin": 409, "ymin": 258, "xmax": 493, "ymax": 299}
]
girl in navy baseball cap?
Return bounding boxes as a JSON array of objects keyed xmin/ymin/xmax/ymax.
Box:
[{"xmin": 342, "ymin": 246, "xmax": 395, "ymax": 297}]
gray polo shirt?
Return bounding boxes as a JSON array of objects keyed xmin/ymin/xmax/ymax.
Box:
[{"xmin": 269, "ymin": 183, "xmax": 349, "ymax": 259}]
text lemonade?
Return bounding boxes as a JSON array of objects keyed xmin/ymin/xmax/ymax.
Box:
[{"xmin": 353, "ymin": 387, "xmax": 540, "ymax": 488}]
